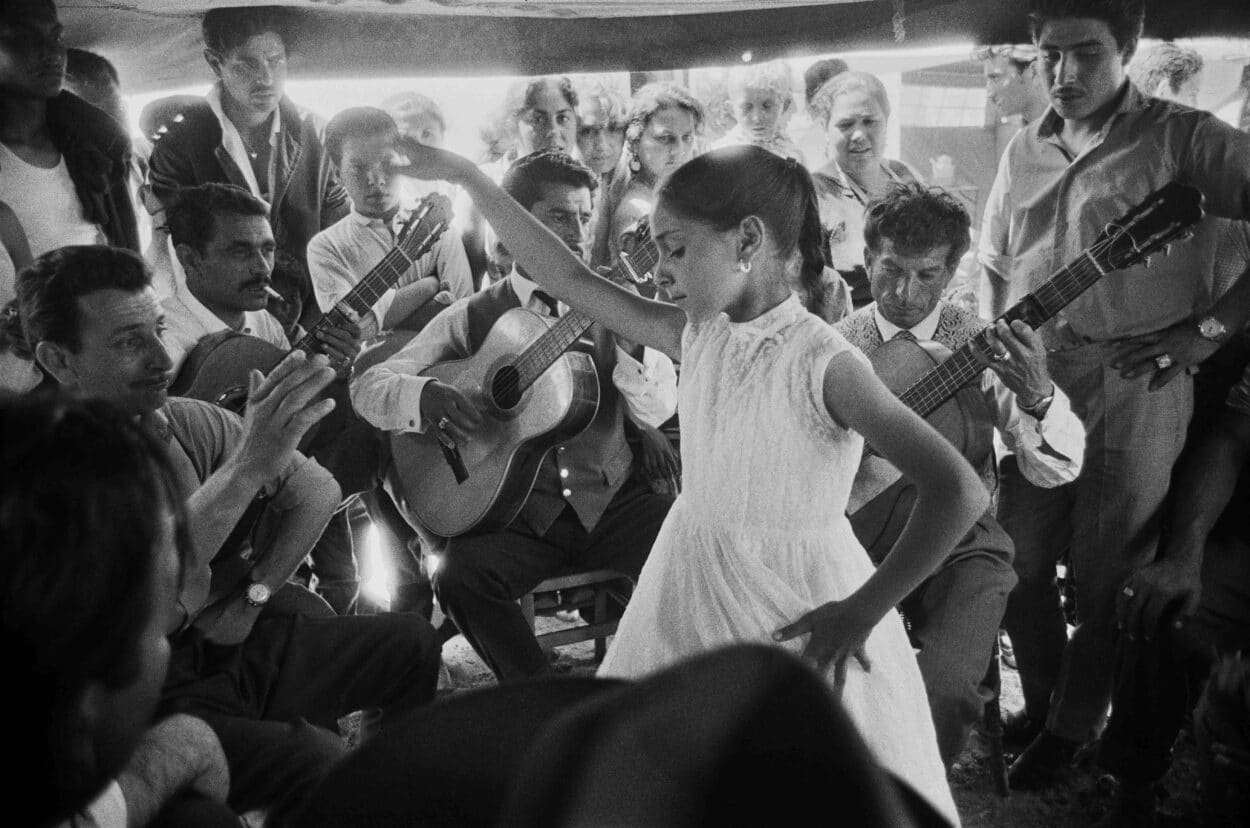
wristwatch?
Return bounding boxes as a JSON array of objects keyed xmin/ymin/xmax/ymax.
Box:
[
  {"xmin": 1018, "ymin": 391, "xmax": 1054, "ymax": 420},
  {"xmin": 1197, "ymin": 315, "xmax": 1228, "ymax": 344},
  {"xmin": 245, "ymin": 581, "xmax": 272, "ymax": 608}
]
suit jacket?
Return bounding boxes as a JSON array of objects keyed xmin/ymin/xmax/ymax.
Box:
[{"xmin": 147, "ymin": 94, "xmax": 350, "ymax": 327}]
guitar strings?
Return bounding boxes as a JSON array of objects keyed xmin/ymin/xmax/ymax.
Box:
[{"xmin": 491, "ymin": 235, "xmax": 660, "ymax": 402}]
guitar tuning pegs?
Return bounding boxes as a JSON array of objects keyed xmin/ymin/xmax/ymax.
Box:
[
  {"xmin": 1143, "ymin": 255, "xmax": 1153, "ymax": 268},
  {"xmin": 1162, "ymin": 244, "xmax": 1172, "ymax": 256}
]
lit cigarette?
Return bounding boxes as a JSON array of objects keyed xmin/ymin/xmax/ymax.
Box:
[{"xmin": 263, "ymin": 285, "xmax": 285, "ymax": 302}]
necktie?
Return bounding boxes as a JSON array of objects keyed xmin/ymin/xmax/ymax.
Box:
[
  {"xmin": 533, "ymin": 290, "xmax": 560, "ymax": 317},
  {"xmin": 892, "ymin": 329, "xmax": 918, "ymax": 342}
]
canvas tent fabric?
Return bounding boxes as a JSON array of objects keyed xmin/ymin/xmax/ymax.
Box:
[{"xmin": 58, "ymin": 0, "xmax": 1250, "ymax": 93}]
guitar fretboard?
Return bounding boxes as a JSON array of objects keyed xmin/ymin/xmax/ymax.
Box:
[
  {"xmin": 295, "ymin": 203, "xmax": 446, "ymax": 354},
  {"xmin": 899, "ymin": 247, "xmax": 1108, "ymax": 417},
  {"xmin": 511, "ymin": 230, "xmax": 661, "ymax": 394}
]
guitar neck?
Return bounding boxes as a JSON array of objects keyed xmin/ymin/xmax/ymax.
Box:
[
  {"xmin": 511, "ymin": 237, "xmax": 660, "ymax": 393},
  {"xmin": 898, "ymin": 249, "xmax": 1108, "ymax": 417},
  {"xmin": 295, "ymin": 211, "xmax": 447, "ymax": 353}
]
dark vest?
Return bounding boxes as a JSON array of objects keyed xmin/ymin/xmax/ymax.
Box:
[{"xmin": 465, "ymin": 280, "xmax": 634, "ymax": 535}]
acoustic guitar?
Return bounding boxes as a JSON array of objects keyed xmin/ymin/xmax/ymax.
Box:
[
  {"xmin": 170, "ymin": 194, "xmax": 452, "ymax": 413},
  {"xmin": 388, "ymin": 224, "xmax": 661, "ymax": 538},
  {"xmin": 848, "ymin": 182, "xmax": 1204, "ymax": 557}
]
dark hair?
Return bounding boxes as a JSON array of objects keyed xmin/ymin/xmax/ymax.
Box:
[
  {"xmin": 2, "ymin": 392, "xmax": 189, "ymax": 824},
  {"xmin": 202, "ymin": 5, "xmax": 293, "ymax": 54},
  {"xmin": 657, "ymin": 145, "xmax": 827, "ymax": 310},
  {"xmin": 64, "ymin": 48, "xmax": 119, "ymax": 87},
  {"xmin": 505, "ymin": 76, "xmax": 579, "ymax": 124},
  {"xmin": 324, "ymin": 106, "xmax": 398, "ymax": 168},
  {"xmin": 502, "ymin": 150, "xmax": 598, "ymax": 211},
  {"xmin": 863, "ymin": 183, "xmax": 971, "ymax": 270},
  {"xmin": 139, "ymin": 94, "xmax": 202, "ymax": 143},
  {"xmin": 804, "ymin": 58, "xmax": 850, "ymax": 107},
  {"xmin": 17, "ymin": 246, "xmax": 151, "ymax": 353},
  {"xmin": 165, "ymin": 183, "xmax": 270, "ymax": 256},
  {"xmin": 1127, "ymin": 42, "xmax": 1204, "ymax": 96},
  {"xmin": 1028, "ymin": 0, "xmax": 1145, "ymax": 55}
]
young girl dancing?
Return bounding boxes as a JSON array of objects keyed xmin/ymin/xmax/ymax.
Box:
[{"xmin": 402, "ymin": 142, "xmax": 986, "ymax": 824}]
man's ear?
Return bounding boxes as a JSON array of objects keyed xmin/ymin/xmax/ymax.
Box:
[
  {"xmin": 173, "ymin": 243, "xmax": 200, "ymax": 275},
  {"xmin": 34, "ymin": 340, "xmax": 77, "ymax": 388},
  {"xmin": 203, "ymin": 49, "xmax": 223, "ymax": 79}
]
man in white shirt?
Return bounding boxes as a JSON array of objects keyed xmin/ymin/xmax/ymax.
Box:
[
  {"xmin": 834, "ymin": 184, "xmax": 1084, "ymax": 766},
  {"xmin": 353, "ymin": 151, "xmax": 678, "ymax": 680},
  {"xmin": 307, "ymin": 106, "xmax": 474, "ymax": 342}
]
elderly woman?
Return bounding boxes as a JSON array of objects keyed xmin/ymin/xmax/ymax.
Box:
[
  {"xmin": 808, "ymin": 70, "xmax": 920, "ymax": 309},
  {"xmin": 591, "ymin": 81, "xmax": 704, "ymax": 271}
]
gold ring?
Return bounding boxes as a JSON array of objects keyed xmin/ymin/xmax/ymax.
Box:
[
  {"xmin": 1154, "ymin": 354, "xmax": 1174, "ymax": 370},
  {"xmin": 437, "ymin": 416, "xmax": 451, "ymax": 431},
  {"xmin": 1122, "ymin": 585, "xmax": 1135, "ymax": 599},
  {"xmin": 992, "ymin": 351, "xmax": 1011, "ymax": 362}
]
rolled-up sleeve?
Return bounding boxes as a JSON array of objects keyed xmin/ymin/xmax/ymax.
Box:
[
  {"xmin": 350, "ymin": 298, "xmax": 472, "ymax": 433},
  {"xmin": 987, "ymin": 374, "xmax": 1084, "ymax": 488},
  {"xmin": 612, "ymin": 345, "xmax": 678, "ymax": 427}
]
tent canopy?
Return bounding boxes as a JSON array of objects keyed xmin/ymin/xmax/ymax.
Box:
[{"xmin": 60, "ymin": 0, "xmax": 1250, "ymax": 93}]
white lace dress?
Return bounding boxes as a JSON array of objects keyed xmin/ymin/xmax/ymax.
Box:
[{"xmin": 598, "ymin": 295, "xmax": 958, "ymax": 825}]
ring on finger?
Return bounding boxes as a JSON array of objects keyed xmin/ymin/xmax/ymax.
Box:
[
  {"xmin": 1122, "ymin": 585, "xmax": 1135, "ymax": 599},
  {"xmin": 1154, "ymin": 353, "xmax": 1175, "ymax": 370},
  {"xmin": 992, "ymin": 350, "xmax": 1011, "ymax": 362},
  {"xmin": 437, "ymin": 416, "xmax": 451, "ymax": 431}
]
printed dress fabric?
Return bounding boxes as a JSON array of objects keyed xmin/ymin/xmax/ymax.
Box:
[{"xmin": 598, "ymin": 294, "xmax": 958, "ymax": 825}]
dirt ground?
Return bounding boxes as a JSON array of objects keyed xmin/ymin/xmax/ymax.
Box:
[{"xmin": 421, "ymin": 615, "xmax": 1211, "ymax": 828}]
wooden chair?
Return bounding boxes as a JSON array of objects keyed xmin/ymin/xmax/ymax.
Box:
[{"xmin": 519, "ymin": 569, "xmax": 634, "ymax": 661}]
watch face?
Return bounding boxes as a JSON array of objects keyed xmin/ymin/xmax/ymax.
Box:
[
  {"xmin": 1200, "ymin": 317, "xmax": 1227, "ymax": 340},
  {"xmin": 247, "ymin": 582, "xmax": 271, "ymax": 605}
]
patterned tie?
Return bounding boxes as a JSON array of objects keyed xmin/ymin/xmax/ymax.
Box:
[
  {"xmin": 533, "ymin": 290, "xmax": 560, "ymax": 317},
  {"xmin": 892, "ymin": 329, "xmax": 918, "ymax": 342}
]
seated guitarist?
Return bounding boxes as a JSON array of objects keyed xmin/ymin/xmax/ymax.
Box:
[
  {"xmin": 833, "ymin": 184, "xmax": 1084, "ymax": 766},
  {"xmin": 307, "ymin": 106, "xmax": 474, "ymax": 340},
  {"xmin": 352, "ymin": 151, "xmax": 678, "ymax": 680},
  {"xmin": 161, "ymin": 183, "xmax": 361, "ymax": 376}
]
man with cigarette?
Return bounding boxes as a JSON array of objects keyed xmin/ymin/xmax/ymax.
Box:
[{"xmin": 161, "ymin": 182, "xmax": 360, "ymax": 376}]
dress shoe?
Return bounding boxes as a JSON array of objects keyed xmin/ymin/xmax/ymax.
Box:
[
  {"xmin": 1008, "ymin": 729, "xmax": 1081, "ymax": 790},
  {"xmin": 1002, "ymin": 709, "xmax": 1046, "ymax": 751}
]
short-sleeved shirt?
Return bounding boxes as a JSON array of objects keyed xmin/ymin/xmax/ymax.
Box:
[
  {"xmin": 161, "ymin": 283, "xmax": 290, "ymax": 377},
  {"xmin": 978, "ymin": 83, "xmax": 1250, "ymax": 349}
]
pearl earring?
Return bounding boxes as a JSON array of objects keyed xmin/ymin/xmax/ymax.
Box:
[{"xmin": 738, "ymin": 260, "xmax": 752, "ymax": 274}]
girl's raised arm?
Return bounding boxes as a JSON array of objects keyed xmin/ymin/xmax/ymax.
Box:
[
  {"xmin": 400, "ymin": 141, "xmax": 686, "ymax": 360},
  {"xmin": 776, "ymin": 351, "xmax": 988, "ymax": 683}
]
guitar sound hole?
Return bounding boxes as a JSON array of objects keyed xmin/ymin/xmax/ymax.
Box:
[{"xmin": 491, "ymin": 365, "xmax": 522, "ymax": 410}]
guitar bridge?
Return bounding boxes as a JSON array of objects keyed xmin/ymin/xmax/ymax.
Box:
[{"xmin": 434, "ymin": 428, "xmax": 470, "ymax": 483}]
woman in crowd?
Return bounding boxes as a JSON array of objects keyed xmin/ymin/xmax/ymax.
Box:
[
  {"xmin": 592, "ymin": 81, "xmax": 704, "ymax": 272},
  {"xmin": 808, "ymin": 71, "xmax": 920, "ymax": 309}
]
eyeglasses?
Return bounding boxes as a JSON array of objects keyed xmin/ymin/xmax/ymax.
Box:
[{"xmin": 973, "ymin": 44, "xmax": 1038, "ymax": 64}]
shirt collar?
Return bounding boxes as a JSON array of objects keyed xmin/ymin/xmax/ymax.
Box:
[
  {"xmin": 508, "ymin": 268, "xmax": 540, "ymax": 307},
  {"xmin": 873, "ymin": 302, "xmax": 942, "ymax": 342},
  {"xmin": 349, "ymin": 202, "xmax": 411, "ymax": 230},
  {"xmin": 175, "ymin": 280, "xmax": 233, "ymax": 335},
  {"xmin": 206, "ymin": 83, "xmax": 281, "ymax": 201}
]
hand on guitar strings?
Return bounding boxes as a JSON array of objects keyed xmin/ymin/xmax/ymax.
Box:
[
  {"xmin": 319, "ymin": 305, "xmax": 369, "ymax": 374},
  {"xmin": 235, "ymin": 351, "xmax": 337, "ymax": 484},
  {"xmin": 974, "ymin": 318, "xmax": 1055, "ymax": 408},
  {"xmin": 773, "ymin": 598, "xmax": 875, "ymax": 700},
  {"xmin": 1110, "ymin": 320, "xmax": 1218, "ymax": 391},
  {"xmin": 420, "ymin": 380, "xmax": 483, "ymax": 444}
]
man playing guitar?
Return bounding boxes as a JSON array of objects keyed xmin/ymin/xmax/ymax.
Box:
[
  {"xmin": 352, "ymin": 151, "xmax": 677, "ymax": 680},
  {"xmin": 834, "ymin": 184, "xmax": 1084, "ymax": 766}
]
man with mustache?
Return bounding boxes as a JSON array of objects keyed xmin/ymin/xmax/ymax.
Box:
[
  {"xmin": 977, "ymin": 0, "xmax": 1250, "ymax": 797},
  {"xmin": 148, "ymin": 5, "xmax": 349, "ymax": 331},
  {"xmin": 353, "ymin": 150, "xmax": 678, "ymax": 681},
  {"xmin": 161, "ymin": 183, "xmax": 358, "ymax": 376}
]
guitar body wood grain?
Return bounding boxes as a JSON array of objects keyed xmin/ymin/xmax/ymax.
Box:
[{"xmin": 389, "ymin": 308, "xmax": 601, "ymax": 537}]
